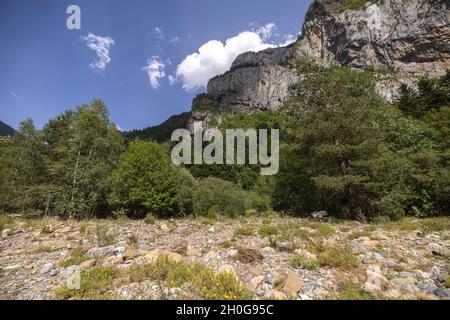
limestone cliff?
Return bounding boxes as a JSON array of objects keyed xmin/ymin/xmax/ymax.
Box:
[{"xmin": 189, "ymin": 0, "xmax": 449, "ymax": 129}]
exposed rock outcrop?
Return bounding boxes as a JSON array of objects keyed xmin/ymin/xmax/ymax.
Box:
[{"xmin": 190, "ymin": 0, "xmax": 450, "ymax": 127}]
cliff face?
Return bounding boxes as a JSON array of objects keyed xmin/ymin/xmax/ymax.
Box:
[{"xmin": 190, "ymin": 0, "xmax": 449, "ymax": 128}]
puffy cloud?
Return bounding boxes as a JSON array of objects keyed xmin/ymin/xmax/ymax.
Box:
[
  {"xmin": 81, "ymin": 33, "xmax": 115, "ymax": 72},
  {"xmin": 173, "ymin": 23, "xmax": 297, "ymax": 91},
  {"xmin": 142, "ymin": 56, "xmax": 166, "ymax": 89}
]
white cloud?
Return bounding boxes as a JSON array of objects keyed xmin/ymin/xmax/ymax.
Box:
[
  {"xmin": 152, "ymin": 27, "xmax": 165, "ymax": 40},
  {"xmin": 8, "ymin": 91, "xmax": 18, "ymax": 97},
  {"xmin": 254, "ymin": 22, "xmax": 278, "ymax": 41},
  {"xmin": 142, "ymin": 56, "xmax": 166, "ymax": 90},
  {"xmin": 174, "ymin": 23, "xmax": 296, "ymax": 92},
  {"xmin": 82, "ymin": 33, "xmax": 115, "ymax": 72}
]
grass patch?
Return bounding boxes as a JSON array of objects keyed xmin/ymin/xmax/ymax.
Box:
[
  {"xmin": 445, "ymin": 276, "xmax": 450, "ymax": 289},
  {"xmin": 234, "ymin": 226, "xmax": 254, "ymax": 237},
  {"xmin": 93, "ymin": 224, "xmax": 115, "ymax": 246},
  {"xmin": 54, "ymin": 266, "xmax": 119, "ymax": 300},
  {"xmin": 59, "ymin": 247, "xmax": 91, "ymax": 268},
  {"xmin": 276, "ymin": 222, "xmax": 310, "ymax": 252},
  {"xmin": 335, "ymin": 284, "xmax": 376, "ymax": 300},
  {"xmin": 347, "ymin": 230, "xmax": 372, "ymax": 240},
  {"xmin": 290, "ymin": 256, "xmax": 319, "ymax": 270},
  {"xmin": 144, "ymin": 214, "xmax": 156, "ymax": 225},
  {"xmin": 258, "ymin": 225, "xmax": 279, "ymax": 236},
  {"xmin": 55, "ymin": 257, "xmax": 252, "ymax": 300},
  {"xmin": 310, "ymin": 244, "xmax": 358, "ymax": 271}
]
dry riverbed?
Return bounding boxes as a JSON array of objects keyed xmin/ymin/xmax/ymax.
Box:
[{"xmin": 0, "ymin": 214, "xmax": 449, "ymax": 300}]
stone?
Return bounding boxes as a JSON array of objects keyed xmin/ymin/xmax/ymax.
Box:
[
  {"xmin": 362, "ymin": 240, "xmax": 380, "ymax": 248},
  {"xmin": 261, "ymin": 247, "xmax": 276, "ymax": 255},
  {"xmin": 299, "ymin": 294, "xmax": 313, "ymax": 300},
  {"xmin": 390, "ymin": 277, "xmax": 418, "ymax": 295},
  {"xmin": 79, "ymin": 259, "xmax": 96, "ymax": 269},
  {"xmin": 186, "ymin": 246, "xmax": 202, "ymax": 257},
  {"xmin": 144, "ymin": 249, "xmax": 183, "ymax": 264},
  {"xmin": 311, "ymin": 211, "xmax": 328, "ymax": 219},
  {"xmin": 115, "ymin": 246, "xmax": 126, "ymax": 255},
  {"xmin": 281, "ymin": 271, "xmax": 303, "ymax": 297},
  {"xmin": 87, "ymin": 246, "xmax": 117, "ymax": 256},
  {"xmin": 122, "ymin": 249, "xmax": 136, "ymax": 261},
  {"xmin": 417, "ymin": 280, "xmax": 439, "ymax": 294},
  {"xmin": 3, "ymin": 264, "xmax": 21, "ymax": 272},
  {"xmin": 427, "ymin": 243, "xmax": 449, "ymax": 257},
  {"xmin": 160, "ymin": 223, "xmax": 169, "ymax": 232},
  {"xmin": 59, "ymin": 226, "xmax": 72, "ymax": 233},
  {"xmin": 272, "ymin": 291, "xmax": 287, "ymax": 300},
  {"xmin": 250, "ymin": 264, "xmax": 264, "ymax": 276},
  {"xmin": 433, "ymin": 288, "xmax": 450, "ymax": 298},
  {"xmin": 364, "ymin": 265, "xmax": 389, "ymax": 292},
  {"xmin": 249, "ymin": 275, "xmax": 265, "ymax": 289},
  {"xmin": 40, "ymin": 263, "xmax": 55, "ymax": 275},
  {"xmin": 218, "ymin": 264, "xmax": 237, "ymax": 276}
]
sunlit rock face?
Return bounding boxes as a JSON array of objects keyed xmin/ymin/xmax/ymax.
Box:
[{"xmin": 190, "ymin": 0, "xmax": 450, "ymax": 126}]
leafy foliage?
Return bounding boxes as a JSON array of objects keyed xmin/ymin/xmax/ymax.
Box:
[{"xmin": 108, "ymin": 140, "xmax": 178, "ymax": 218}]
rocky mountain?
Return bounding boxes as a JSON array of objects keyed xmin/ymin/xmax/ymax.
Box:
[
  {"xmin": 0, "ymin": 121, "xmax": 16, "ymax": 136},
  {"xmin": 189, "ymin": 0, "xmax": 449, "ymax": 129}
]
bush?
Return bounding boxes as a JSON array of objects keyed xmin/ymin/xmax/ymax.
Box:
[
  {"xmin": 175, "ymin": 168, "xmax": 197, "ymax": 216},
  {"xmin": 108, "ymin": 141, "xmax": 178, "ymax": 218},
  {"xmin": 192, "ymin": 177, "xmax": 247, "ymax": 217}
]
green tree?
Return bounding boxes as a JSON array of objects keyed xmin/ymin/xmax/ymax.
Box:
[
  {"xmin": 108, "ymin": 140, "xmax": 178, "ymax": 218},
  {"xmin": 277, "ymin": 64, "xmax": 412, "ymax": 219},
  {"xmin": 48, "ymin": 100, "xmax": 125, "ymax": 218}
]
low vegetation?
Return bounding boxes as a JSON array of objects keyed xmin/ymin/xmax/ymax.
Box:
[{"xmin": 54, "ymin": 257, "xmax": 252, "ymax": 300}]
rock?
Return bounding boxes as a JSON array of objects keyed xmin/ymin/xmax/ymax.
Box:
[
  {"xmin": 272, "ymin": 291, "xmax": 287, "ymax": 300},
  {"xmin": 299, "ymin": 293, "xmax": 313, "ymax": 300},
  {"xmin": 87, "ymin": 246, "xmax": 117, "ymax": 256},
  {"xmin": 122, "ymin": 249, "xmax": 136, "ymax": 261},
  {"xmin": 362, "ymin": 240, "xmax": 380, "ymax": 248},
  {"xmin": 218, "ymin": 264, "xmax": 237, "ymax": 276},
  {"xmin": 390, "ymin": 277, "xmax": 418, "ymax": 295},
  {"xmin": 281, "ymin": 271, "xmax": 303, "ymax": 297},
  {"xmin": 365, "ymin": 265, "xmax": 389, "ymax": 289},
  {"xmin": 208, "ymin": 226, "xmax": 215, "ymax": 233},
  {"xmin": 363, "ymin": 282, "xmax": 381, "ymax": 294},
  {"xmin": 186, "ymin": 246, "xmax": 202, "ymax": 257},
  {"xmin": 433, "ymin": 288, "xmax": 450, "ymax": 298},
  {"xmin": 79, "ymin": 259, "xmax": 96, "ymax": 269},
  {"xmin": 417, "ymin": 280, "xmax": 439, "ymax": 294},
  {"xmin": 188, "ymin": 0, "xmax": 450, "ymax": 129},
  {"xmin": 261, "ymin": 247, "xmax": 276, "ymax": 255},
  {"xmin": 144, "ymin": 249, "xmax": 183, "ymax": 264},
  {"xmin": 311, "ymin": 211, "xmax": 328, "ymax": 219},
  {"xmin": 59, "ymin": 226, "xmax": 72, "ymax": 233},
  {"xmin": 159, "ymin": 223, "xmax": 169, "ymax": 232},
  {"xmin": 40, "ymin": 263, "xmax": 55, "ymax": 275},
  {"xmin": 249, "ymin": 275, "xmax": 265, "ymax": 289},
  {"xmin": 427, "ymin": 243, "xmax": 449, "ymax": 257},
  {"xmin": 250, "ymin": 264, "xmax": 264, "ymax": 276},
  {"xmin": 3, "ymin": 264, "xmax": 21, "ymax": 272},
  {"xmin": 115, "ymin": 246, "xmax": 126, "ymax": 255}
]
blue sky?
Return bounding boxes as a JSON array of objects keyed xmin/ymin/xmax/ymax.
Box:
[{"xmin": 0, "ymin": 0, "xmax": 311, "ymax": 131}]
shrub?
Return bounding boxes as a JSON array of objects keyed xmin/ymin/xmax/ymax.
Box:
[
  {"xmin": 192, "ymin": 177, "xmax": 247, "ymax": 217},
  {"xmin": 290, "ymin": 255, "xmax": 319, "ymax": 270},
  {"xmin": 108, "ymin": 141, "xmax": 178, "ymax": 218},
  {"xmin": 317, "ymin": 246, "xmax": 358, "ymax": 271},
  {"xmin": 175, "ymin": 168, "xmax": 197, "ymax": 216},
  {"xmin": 144, "ymin": 214, "xmax": 156, "ymax": 225}
]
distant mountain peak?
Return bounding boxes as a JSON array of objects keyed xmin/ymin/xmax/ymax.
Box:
[{"xmin": 0, "ymin": 121, "xmax": 16, "ymax": 136}]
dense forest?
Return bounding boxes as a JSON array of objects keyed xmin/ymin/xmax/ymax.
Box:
[{"xmin": 1, "ymin": 61, "xmax": 448, "ymax": 221}]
